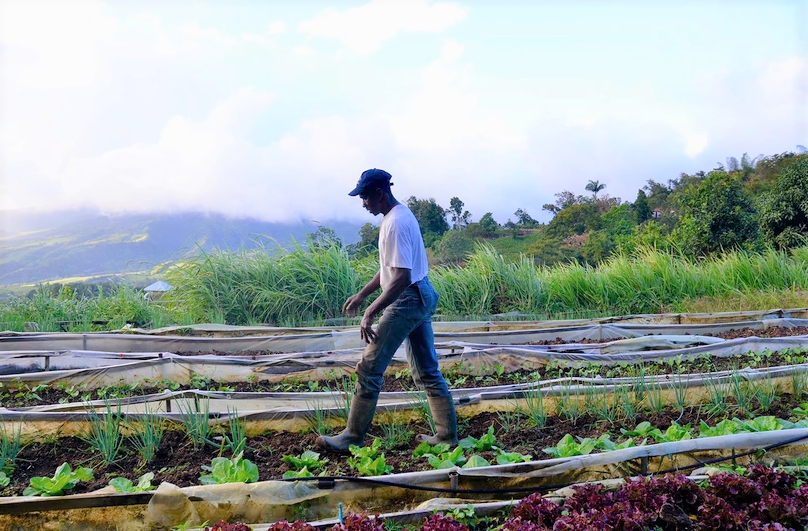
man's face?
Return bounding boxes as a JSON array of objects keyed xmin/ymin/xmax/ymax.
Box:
[{"xmin": 360, "ymin": 188, "xmax": 383, "ymax": 216}]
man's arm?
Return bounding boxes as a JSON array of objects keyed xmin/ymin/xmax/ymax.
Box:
[
  {"xmin": 342, "ymin": 271, "xmax": 381, "ymax": 317},
  {"xmin": 359, "ymin": 267, "xmax": 412, "ymax": 343}
]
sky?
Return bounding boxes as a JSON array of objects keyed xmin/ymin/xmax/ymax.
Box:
[{"xmin": 1, "ymin": 0, "xmax": 807, "ymax": 226}]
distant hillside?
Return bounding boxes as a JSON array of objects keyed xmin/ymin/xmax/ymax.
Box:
[{"xmin": 0, "ymin": 209, "xmax": 362, "ymax": 285}]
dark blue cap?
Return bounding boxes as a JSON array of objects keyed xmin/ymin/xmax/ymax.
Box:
[{"xmin": 349, "ymin": 168, "xmax": 393, "ymax": 196}]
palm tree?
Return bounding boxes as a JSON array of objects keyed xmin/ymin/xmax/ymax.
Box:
[{"xmin": 585, "ymin": 180, "xmax": 606, "ymax": 198}]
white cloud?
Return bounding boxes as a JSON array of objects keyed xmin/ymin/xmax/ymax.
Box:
[
  {"xmin": 691, "ymin": 55, "xmax": 808, "ymax": 158},
  {"xmin": 293, "ymin": 45, "xmax": 318, "ymax": 58},
  {"xmin": 387, "ymin": 40, "xmax": 526, "ymax": 153},
  {"xmin": 298, "ymin": 0, "xmax": 466, "ymax": 54},
  {"xmin": 267, "ymin": 21, "xmax": 286, "ymax": 35},
  {"xmin": 0, "ymin": 0, "xmax": 115, "ymax": 89},
  {"xmin": 146, "ymin": 19, "xmax": 282, "ymax": 57},
  {"xmin": 1, "ymin": 1, "xmax": 804, "ymax": 230},
  {"xmin": 3, "ymin": 87, "xmax": 383, "ymax": 221}
]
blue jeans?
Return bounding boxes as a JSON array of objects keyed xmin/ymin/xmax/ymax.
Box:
[{"xmin": 354, "ymin": 277, "xmax": 451, "ymax": 399}]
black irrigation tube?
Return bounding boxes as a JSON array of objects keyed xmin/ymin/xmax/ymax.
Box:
[{"xmin": 280, "ymin": 431, "xmax": 808, "ymax": 496}]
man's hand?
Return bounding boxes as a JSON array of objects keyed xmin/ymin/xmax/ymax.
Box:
[
  {"xmin": 360, "ymin": 308, "xmax": 379, "ymax": 344},
  {"xmin": 342, "ymin": 293, "xmax": 366, "ymax": 317}
]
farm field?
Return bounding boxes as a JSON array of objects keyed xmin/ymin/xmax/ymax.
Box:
[
  {"xmin": 3, "ymin": 243, "xmax": 808, "ymax": 529},
  {"xmin": 3, "ymin": 308, "xmax": 808, "ymax": 530},
  {"xmin": 5, "ymin": 0, "xmax": 808, "ymax": 527}
]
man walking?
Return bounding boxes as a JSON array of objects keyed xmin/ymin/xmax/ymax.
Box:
[{"xmin": 315, "ymin": 168, "xmax": 457, "ymax": 452}]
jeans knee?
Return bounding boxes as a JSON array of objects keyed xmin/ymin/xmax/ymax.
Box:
[
  {"xmin": 419, "ymin": 372, "xmax": 450, "ymax": 397},
  {"xmin": 355, "ymin": 363, "xmax": 383, "ymax": 399}
]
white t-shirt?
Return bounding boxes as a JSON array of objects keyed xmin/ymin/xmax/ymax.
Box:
[{"xmin": 378, "ymin": 204, "xmax": 429, "ymax": 291}]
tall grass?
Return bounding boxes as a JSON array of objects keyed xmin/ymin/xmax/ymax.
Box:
[
  {"xmin": 431, "ymin": 243, "xmax": 808, "ymax": 318},
  {"xmin": 164, "ymin": 241, "xmax": 373, "ymax": 326},
  {"xmin": 0, "ymin": 284, "xmax": 182, "ymax": 332},
  {"xmin": 5, "ymin": 242, "xmax": 808, "ymax": 328}
]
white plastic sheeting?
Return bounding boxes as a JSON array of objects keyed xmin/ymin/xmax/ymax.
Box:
[
  {"xmin": 3, "ymin": 334, "xmax": 808, "ymax": 392},
  {"xmin": 2, "ymin": 314, "xmax": 808, "ymax": 354}
]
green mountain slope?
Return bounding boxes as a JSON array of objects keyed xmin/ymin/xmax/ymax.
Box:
[{"xmin": 0, "ymin": 210, "xmax": 361, "ymax": 285}]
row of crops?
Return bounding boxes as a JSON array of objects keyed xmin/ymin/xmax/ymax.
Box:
[
  {"xmin": 2, "ymin": 313, "xmax": 808, "ymax": 529},
  {"xmin": 5, "ymin": 244, "xmax": 808, "ymax": 330}
]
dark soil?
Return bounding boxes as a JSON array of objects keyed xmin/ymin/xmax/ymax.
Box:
[
  {"xmin": 522, "ymin": 337, "xmax": 614, "ymax": 345},
  {"xmin": 711, "ymin": 325, "xmax": 808, "ymax": 340},
  {"xmin": 4, "ymin": 391, "xmax": 807, "ymax": 497}
]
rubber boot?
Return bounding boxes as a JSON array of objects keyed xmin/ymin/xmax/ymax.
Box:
[
  {"xmin": 315, "ymin": 395, "xmax": 378, "ymax": 452},
  {"xmin": 416, "ymin": 395, "xmax": 458, "ymax": 446}
]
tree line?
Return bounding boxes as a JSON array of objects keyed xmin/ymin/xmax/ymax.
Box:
[{"xmin": 311, "ymin": 147, "xmax": 808, "ymax": 266}]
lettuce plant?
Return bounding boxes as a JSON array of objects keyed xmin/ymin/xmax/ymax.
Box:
[
  {"xmin": 281, "ymin": 450, "xmax": 327, "ymax": 472},
  {"xmin": 791, "ymin": 402, "xmax": 808, "ymax": 417},
  {"xmin": 264, "ymin": 520, "xmax": 316, "ymax": 531},
  {"xmin": 427, "ymin": 446, "xmax": 466, "ymax": 469},
  {"xmin": 507, "ymin": 492, "xmax": 562, "ymax": 527},
  {"xmin": 23, "ymin": 463, "xmax": 94, "ymax": 497},
  {"xmin": 421, "ymin": 513, "xmax": 469, "ymax": 531},
  {"xmin": 203, "ymin": 522, "xmax": 252, "ymax": 531},
  {"xmin": 500, "ymin": 467, "xmax": 808, "ymax": 531},
  {"xmin": 328, "ymin": 512, "xmax": 385, "ymax": 531},
  {"xmin": 414, "ymin": 441, "xmax": 450, "ymax": 458},
  {"xmin": 495, "ymin": 448, "xmax": 533, "ymax": 464},
  {"xmin": 620, "ymin": 421, "xmax": 662, "ymax": 440},
  {"xmin": 657, "ymin": 422, "xmax": 693, "ymax": 443},
  {"xmin": 461, "ymin": 455, "xmax": 491, "ymax": 468},
  {"xmin": 735, "ymin": 416, "xmax": 790, "ymax": 433},
  {"xmin": 699, "ymin": 419, "xmax": 740, "ymax": 437},
  {"xmin": 459, "ymin": 425, "xmax": 497, "ymax": 451},
  {"xmin": 109, "ymin": 472, "xmax": 154, "ymax": 493},
  {"xmin": 199, "ymin": 452, "xmax": 259, "ymax": 485},
  {"xmin": 348, "ymin": 439, "xmax": 392, "ymax": 476},
  {"xmin": 542, "ymin": 434, "xmax": 597, "ymax": 458}
]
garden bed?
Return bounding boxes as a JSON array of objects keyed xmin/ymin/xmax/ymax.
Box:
[
  {"xmin": 3, "ymin": 347, "xmax": 806, "ymax": 407},
  {"xmin": 201, "ymin": 467, "xmax": 808, "ymax": 531},
  {"xmin": 4, "ymin": 387, "xmax": 808, "ymax": 498},
  {"xmin": 518, "ymin": 325, "xmax": 808, "ymax": 345}
]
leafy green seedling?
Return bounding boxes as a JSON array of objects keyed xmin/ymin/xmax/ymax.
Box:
[
  {"xmin": 348, "ymin": 439, "xmax": 392, "ymax": 475},
  {"xmin": 543, "ymin": 434, "xmax": 598, "ymax": 458},
  {"xmin": 657, "ymin": 422, "xmax": 693, "ymax": 443},
  {"xmin": 348, "ymin": 438, "xmax": 382, "ymax": 461},
  {"xmin": 413, "ymin": 441, "xmax": 450, "ymax": 458},
  {"xmin": 699, "ymin": 419, "xmax": 740, "ymax": 438},
  {"xmin": 23, "ymin": 463, "xmax": 94, "ymax": 497},
  {"xmin": 495, "ymin": 449, "xmax": 532, "ymax": 465},
  {"xmin": 459, "ymin": 425, "xmax": 497, "ymax": 452},
  {"xmin": 282, "ymin": 466, "xmax": 316, "ymax": 479},
  {"xmin": 596, "ymin": 437, "xmax": 637, "ymax": 452},
  {"xmin": 446, "ymin": 504, "xmax": 477, "ymax": 526},
  {"xmin": 792, "ymin": 403, "xmax": 808, "ymax": 417},
  {"xmin": 427, "ymin": 446, "xmax": 466, "ymax": 469},
  {"xmin": 199, "ymin": 452, "xmax": 259, "ymax": 485},
  {"xmin": 735, "ymin": 416, "xmax": 788, "ymax": 433},
  {"xmin": 109, "ymin": 472, "xmax": 155, "ymax": 493},
  {"xmin": 620, "ymin": 421, "xmax": 663, "ymax": 441},
  {"xmin": 0, "ymin": 471, "xmax": 9, "ymax": 487},
  {"xmin": 281, "ymin": 450, "xmax": 327, "ymax": 471},
  {"xmin": 462, "ymin": 455, "xmax": 491, "ymax": 468}
]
